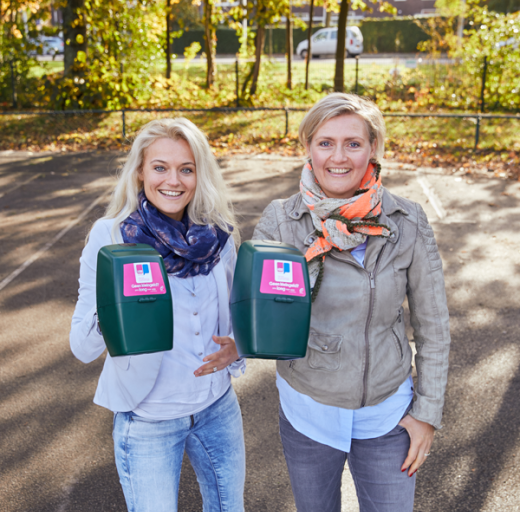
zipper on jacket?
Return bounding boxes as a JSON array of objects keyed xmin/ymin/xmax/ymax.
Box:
[{"xmin": 360, "ymin": 244, "xmax": 387, "ymax": 408}]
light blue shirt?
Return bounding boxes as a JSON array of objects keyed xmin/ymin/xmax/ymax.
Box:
[
  {"xmin": 277, "ymin": 239, "xmax": 414, "ymax": 452},
  {"xmin": 133, "ymin": 271, "xmax": 234, "ymax": 420}
]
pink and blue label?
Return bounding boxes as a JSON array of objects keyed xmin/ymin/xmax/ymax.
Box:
[
  {"xmin": 260, "ymin": 259, "xmax": 306, "ymax": 296},
  {"xmin": 123, "ymin": 262, "xmax": 167, "ymax": 297}
]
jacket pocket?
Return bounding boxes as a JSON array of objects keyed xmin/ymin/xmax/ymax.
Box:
[
  {"xmin": 390, "ymin": 328, "xmax": 403, "ymax": 360},
  {"xmin": 112, "ymin": 355, "xmax": 131, "ymax": 371},
  {"xmin": 307, "ymin": 333, "xmax": 343, "ymax": 371},
  {"xmin": 390, "ymin": 310, "xmax": 404, "ymax": 360}
]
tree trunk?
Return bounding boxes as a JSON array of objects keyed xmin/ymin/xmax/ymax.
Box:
[
  {"xmin": 325, "ymin": 9, "xmax": 332, "ymax": 27},
  {"xmin": 286, "ymin": 15, "xmax": 293, "ymax": 90},
  {"xmin": 304, "ymin": 0, "xmax": 314, "ymax": 90},
  {"xmin": 249, "ymin": 25, "xmax": 265, "ymax": 96},
  {"xmin": 204, "ymin": 0, "xmax": 216, "ymax": 88},
  {"xmin": 62, "ymin": 0, "xmax": 87, "ymax": 75},
  {"xmin": 166, "ymin": 0, "xmax": 171, "ymax": 78},
  {"xmin": 334, "ymin": 0, "xmax": 349, "ymax": 92}
]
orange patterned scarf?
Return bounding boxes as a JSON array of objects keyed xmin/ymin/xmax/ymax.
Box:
[{"xmin": 300, "ymin": 161, "xmax": 391, "ymax": 301}]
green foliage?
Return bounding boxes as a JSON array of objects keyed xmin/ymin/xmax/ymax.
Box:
[
  {"xmin": 0, "ymin": 0, "xmax": 52, "ymax": 107},
  {"xmin": 360, "ymin": 17, "xmax": 432, "ymax": 53},
  {"xmin": 411, "ymin": 3, "xmax": 520, "ymax": 111}
]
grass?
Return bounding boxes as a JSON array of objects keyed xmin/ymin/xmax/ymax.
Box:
[
  {"xmin": 27, "ymin": 60, "xmax": 64, "ymax": 79},
  {"xmin": 1, "ymin": 58, "xmax": 518, "ymax": 178}
]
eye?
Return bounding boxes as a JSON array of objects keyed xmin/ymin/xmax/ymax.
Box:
[
  {"xmin": 181, "ymin": 167, "xmax": 194, "ymax": 174},
  {"xmin": 154, "ymin": 165, "xmax": 166, "ymax": 172},
  {"xmin": 348, "ymin": 141, "xmax": 361, "ymax": 148},
  {"xmin": 318, "ymin": 141, "xmax": 332, "ymax": 147}
]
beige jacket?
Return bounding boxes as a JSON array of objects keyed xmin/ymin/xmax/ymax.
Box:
[{"xmin": 253, "ymin": 188, "xmax": 451, "ymax": 429}]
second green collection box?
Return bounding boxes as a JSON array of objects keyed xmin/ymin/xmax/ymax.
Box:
[{"xmin": 231, "ymin": 240, "xmax": 311, "ymax": 359}]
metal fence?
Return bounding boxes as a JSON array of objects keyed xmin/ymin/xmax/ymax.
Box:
[{"xmin": 1, "ymin": 107, "xmax": 519, "ymax": 150}]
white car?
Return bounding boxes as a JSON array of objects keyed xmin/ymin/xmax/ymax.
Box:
[
  {"xmin": 296, "ymin": 27, "xmax": 363, "ymax": 59},
  {"xmin": 42, "ymin": 36, "xmax": 64, "ymax": 55}
]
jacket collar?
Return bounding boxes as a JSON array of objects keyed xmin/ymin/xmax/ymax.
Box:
[
  {"xmin": 288, "ymin": 193, "xmax": 310, "ymax": 221},
  {"xmin": 381, "ymin": 187, "xmax": 409, "ymax": 217}
]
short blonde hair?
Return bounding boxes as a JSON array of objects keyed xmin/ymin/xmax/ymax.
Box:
[
  {"xmin": 100, "ymin": 117, "xmax": 239, "ymax": 244},
  {"xmin": 299, "ymin": 93, "xmax": 386, "ymax": 161}
]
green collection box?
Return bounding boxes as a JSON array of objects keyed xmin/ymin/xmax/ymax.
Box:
[
  {"xmin": 230, "ymin": 240, "xmax": 311, "ymax": 360},
  {"xmin": 96, "ymin": 244, "xmax": 173, "ymax": 357}
]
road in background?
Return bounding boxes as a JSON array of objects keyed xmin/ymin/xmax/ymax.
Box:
[{"xmin": 0, "ymin": 151, "xmax": 519, "ymax": 511}]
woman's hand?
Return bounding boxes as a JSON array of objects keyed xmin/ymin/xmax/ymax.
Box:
[
  {"xmin": 399, "ymin": 414, "xmax": 434, "ymax": 477},
  {"xmin": 194, "ymin": 336, "xmax": 239, "ymax": 377}
]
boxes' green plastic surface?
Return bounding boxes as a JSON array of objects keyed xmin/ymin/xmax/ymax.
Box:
[
  {"xmin": 96, "ymin": 244, "xmax": 173, "ymax": 357},
  {"xmin": 231, "ymin": 240, "xmax": 311, "ymax": 360}
]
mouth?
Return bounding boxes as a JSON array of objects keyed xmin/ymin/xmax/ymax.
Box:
[
  {"xmin": 327, "ymin": 168, "xmax": 351, "ymax": 176},
  {"xmin": 159, "ymin": 190, "xmax": 184, "ymax": 198}
]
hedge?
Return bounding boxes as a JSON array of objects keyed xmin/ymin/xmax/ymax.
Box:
[
  {"xmin": 173, "ymin": 18, "xmax": 433, "ymax": 56},
  {"xmin": 360, "ymin": 18, "xmax": 430, "ymax": 53}
]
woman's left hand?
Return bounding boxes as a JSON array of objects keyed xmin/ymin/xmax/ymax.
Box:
[
  {"xmin": 194, "ymin": 336, "xmax": 239, "ymax": 377},
  {"xmin": 399, "ymin": 414, "xmax": 435, "ymax": 477}
]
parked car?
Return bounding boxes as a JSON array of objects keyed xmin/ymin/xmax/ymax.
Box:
[
  {"xmin": 42, "ymin": 36, "xmax": 64, "ymax": 56},
  {"xmin": 296, "ymin": 27, "xmax": 363, "ymax": 59},
  {"xmin": 29, "ymin": 35, "xmax": 64, "ymax": 57}
]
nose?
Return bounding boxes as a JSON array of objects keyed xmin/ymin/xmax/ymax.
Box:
[
  {"xmin": 165, "ymin": 169, "xmax": 181, "ymax": 187},
  {"xmin": 330, "ymin": 144, "xmax": 348, "ymax": 164}
]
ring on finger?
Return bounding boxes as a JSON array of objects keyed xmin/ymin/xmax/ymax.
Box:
[
  {"xmin": 213, "ymin": 366, "xmax": 218, "ymax": 373},
  {"xmin": 424, "ymin": 453, "xmax": 430, "ymax": 457}
]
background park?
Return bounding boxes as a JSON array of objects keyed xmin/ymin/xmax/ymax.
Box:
[
  {"xmin": 0, "ymin": 0, "xmax": 519, "ymax": 175},
  {"xmin": 1, "ymin": 1, "xmax": 520, "ymax": 511}
]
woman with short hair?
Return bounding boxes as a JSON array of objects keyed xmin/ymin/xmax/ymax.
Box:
[
  {"xmin": 254, "ymin": 93, "xmax": 451, "ymax": 512},
  {"xmin": 70, "ymin": 118, "xmax": 245, "ymax": 512}
]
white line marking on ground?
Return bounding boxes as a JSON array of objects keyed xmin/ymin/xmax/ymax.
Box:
[
  {"xmin": 416, "ymin": 173, "xmax": 447, "ymax": 220},
  {"xmin": 0, "ymin": 173, "xmax": 42, "ymax": 199},
  {"xmin": 0, "ymin": 191, "xmax": 110, "ymax": 293}
]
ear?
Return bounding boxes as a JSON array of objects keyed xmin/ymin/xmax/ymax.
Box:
[
  {"xmin": 137, "ymin": 167, "xmax": 144, "ymax": 182},
  {"xmin": 369, "ymin": 140, "xmax": 377, "ymax": 160},
  {"xmin": 305, "ymin": 140, "xmax": 311, "ymax": 159}
]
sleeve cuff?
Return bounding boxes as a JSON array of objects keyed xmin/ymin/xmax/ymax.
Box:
[{"xmin": 227, "ymin": 357, "xmax": 246, "ymax": 378}]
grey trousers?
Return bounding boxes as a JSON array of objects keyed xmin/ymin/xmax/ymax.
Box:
[{"xmin": 279, "ymin": 405, "xmax": 416, "ymax": 512}]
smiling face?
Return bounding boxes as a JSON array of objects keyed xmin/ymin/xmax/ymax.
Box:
[
  {"xmin": 306, "ymin": 113, "xmax": 376, "ymax": 199},
  {"xmin": 139, "ymin": 137, "xmax": 197, "ymax": 221}
]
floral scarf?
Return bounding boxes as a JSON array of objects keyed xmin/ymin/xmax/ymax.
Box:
[
  {"xmin": 300, "ymin": 161, "xmax": 391, "ymax": 301},
  {"xmin": 121, "ymin": 192, "xmax": 231, "ymax": 278}
]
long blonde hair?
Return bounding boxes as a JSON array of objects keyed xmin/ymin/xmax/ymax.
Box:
[{"xmin": 99, "ymin": 117, "xmax": 239, "ymax": 245}]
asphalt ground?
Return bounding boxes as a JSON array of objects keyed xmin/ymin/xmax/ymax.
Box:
[{"xmin": 0, "ymin": 150, "xmax": 519, "ymax": 511}]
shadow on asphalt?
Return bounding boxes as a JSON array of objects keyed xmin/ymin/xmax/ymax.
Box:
[{"xmin": 1, "ymin": 156, "xmax": 520, "ymax": 511}]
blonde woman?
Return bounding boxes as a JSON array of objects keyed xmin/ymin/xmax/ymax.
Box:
[
  {"xmin": 254, "ymin": 94, "xmax": 451, "ymax": 512},
  {"xmin": 70, "ymin": 118, "xmax": 246, "ymax": 512}
]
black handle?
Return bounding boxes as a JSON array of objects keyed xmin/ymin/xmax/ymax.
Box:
[
  {"xmin": 274, "ymin": 297, "xmax": 294, "ymax": 304},
  {"xmin": 138, "ymin": 296, "xmax": 157, "ymax": 303}
]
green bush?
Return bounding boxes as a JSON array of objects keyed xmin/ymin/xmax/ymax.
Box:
[
  {"xmin": 359, "ymin": 17, "xmax": 432, "ymax": 53},
  {"xmin": 172, "ymin": 21, "xmax": 433, "ymax": 56}
]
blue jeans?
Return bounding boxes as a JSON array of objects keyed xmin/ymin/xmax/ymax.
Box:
[
  {"xmin": 279, "ymin": 405, "xmax": 415, "ymax": 512},
  {"xmin": 113, "ymin": 386, "xmax": 245, "ymax": 512}
]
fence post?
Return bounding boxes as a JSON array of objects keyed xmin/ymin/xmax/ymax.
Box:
[
  {"xmin": 235, "ymin": 58, "xmax": 239, "ymax": 108},
  {"xmin": 355, "ymin": 55, "xmax": 359, "ymax": 95},
  {"xmin": 474, "ymin": 56, "xmax": 487, "ymax": 151},
  {"xmin": 474, "ymin": 115, "xmax": 481, "ymax": 151},
  {"xmin": 122, "ymin": 110, "xmax": 126, "ymax": 140},
  {"xmin": 480, "ymin": 56, "xmax": 487, "ymax": 113},
  {"xmin": 284, "ymin": 107, "xmax": 289, "ymax": 137},
  {"xmin": 9, "ymin": 61, "xmax": 17, "ymax": 109}
]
